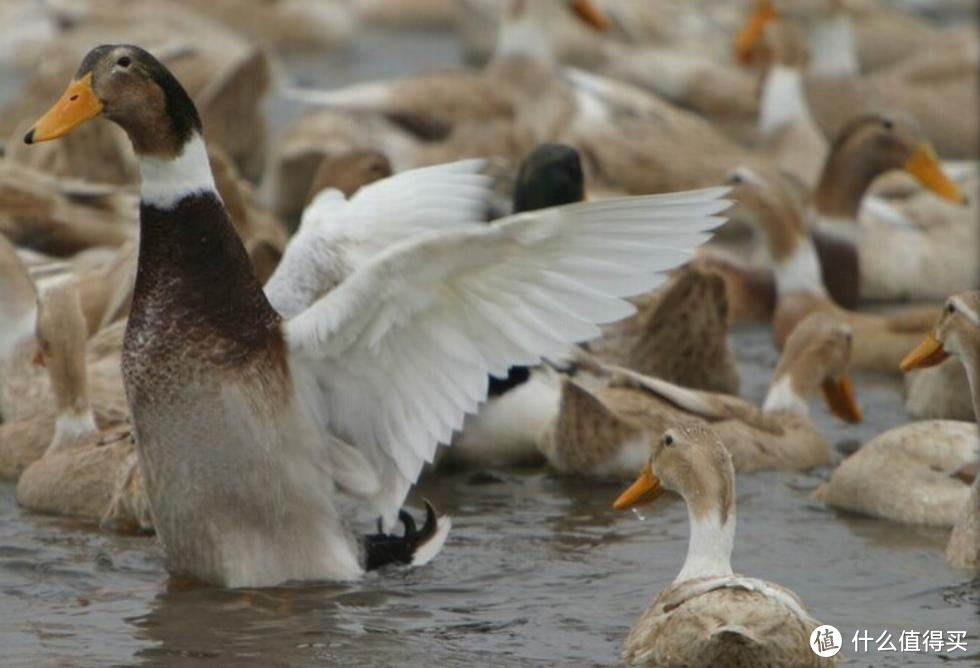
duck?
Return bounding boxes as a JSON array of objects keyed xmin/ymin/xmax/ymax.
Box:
[
  {"xmin": 444, "ymin": 143, "xmax": 735, "ymax": 470},
  {"xmin": 901, "ymin": 291, "xmax": 980, "ymax": 569},
  {"xmin": 1, "ymin": 2, "xmax": 271, "ymax": 181},
  {"xmin": 588, "ymin": 264, "xmax": 740, "ymax": 395},
  {"xmin": 15, "ymin": 282, "xmax": 149, "ymax": 531},
  {"xmin": 726, "ymin": 165, "xmax": 940, "ymax": 374},
  {"xmin": 809, "ymin": 113, "xmax": 972, "ymax": 308},
  {"xmin": 753, "ymin": 20, "xmax": 827, "ymax": 189},
  {"xmin": 612, "ymin": 425, "xmax": 835, "ymax": 668},
  {"xmin": 0, "ymin": 280, "xmax": 128, "ymax": 480},
  {"xmin": 539, "ymin": 311, "xmax": 861, "ymax": 478},
  {"xmin": 818, "ymin": 291, "xmax": 980, "ymax": 569},
  {"xmin": 735, "ymin": 0, "xmax": 979, "ymax": 160},
  {"xmin": 23, "ymin": 44, "xmax": 728, "ymax": 587}
]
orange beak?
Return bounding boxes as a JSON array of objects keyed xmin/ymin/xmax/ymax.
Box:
[
  {"xmin": 821, "ymin": 375, "xmax": 863, "ymax": 423},
  {"xmin": 24, "ymin": 72, "xmax": 103, "ymax": 145},
  {"xmin": 900, "ymin": 330, "xmax": 949, "ymax": 371},
  {"xmin": 903, "ymin": 144, "xmax": 965, "ymax": 205},
  {"xmin": 735, "ymin": 1, "xmax": 777, "ymax": 65},
  {"xmin": 570, "ymin": 0, "xmax": 613, "ymax": 31},
  {"xmin": 613, "ymin": 465, "xmax": 664, "ymax": 510}
]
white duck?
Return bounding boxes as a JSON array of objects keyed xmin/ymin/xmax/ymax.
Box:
[
  {"xmin": 24, "ymin": 44, "xmax": 728, "ymax": 587},
  {"xmin": 613, "ymin": 425, "xmax": 835, "ymax": 667}
]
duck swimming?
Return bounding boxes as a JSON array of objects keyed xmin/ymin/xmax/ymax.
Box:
[
  {"xmin": 613, "ymin": 425, "xmax": 834, "ymax": 667},
  {"xmin": 25, "ymin": 44, "xmax": 728, "ymax": 587}
]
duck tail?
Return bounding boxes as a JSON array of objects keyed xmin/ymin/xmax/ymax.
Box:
[{"xmin": 363, "ymin": 501, "xmax": 451, "ymax": 571}]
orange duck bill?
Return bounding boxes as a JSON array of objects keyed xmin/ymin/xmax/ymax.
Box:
[
  {"xmin": 571, "ymin": 0, "xmax": 613, "ymax": 31},
  {"xmin": 904, "ymin": 144, "xmax": 966, "ymax": 205},
  {"xmin": 24, "ymin": 73, "xmax": 103, "ymax": 144},
  {"xmin": 613, "ymin": 466, "xmax": 665, "ymax": 510},
  {"xmin": 735, "ymin": 1, "xmax": 777, "ymax": 64},
  {"xmin": 900, "ymin": 331, "xmax": 949, "ymax": 371},
  {"xmin": 821, "ymin": 374, "xmax": 863, "ymax": 424}
]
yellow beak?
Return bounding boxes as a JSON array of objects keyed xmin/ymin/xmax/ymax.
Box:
[
  {"xmin": 613, "ymin": 465, "xmax": 664, "ymax": 510},
  {"xmin": 735, "ymin": 1, "xmax": 777, "ymax": 65},
  {"xmin": 571, "ymin": 0, "xmax": 612, "ymax": 31},
  {"xmin": 821, "ymin": 374, "xmax": 863, "ymax": 424},
  {"xmin": 903, "ymin": 144, "xmax": 965, "ymax": 205},
  {"xmin": 24, "ymin": 72, "xmax": 103, "ymax": 144},
  {"xmin": 900, "ymin": 330, "xmax": 949, "ymax": 371}
]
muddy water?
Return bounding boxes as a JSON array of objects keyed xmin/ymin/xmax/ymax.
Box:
[{"xmin": 1, "ymin": 24, "xmax": 978, "ymax": 668}]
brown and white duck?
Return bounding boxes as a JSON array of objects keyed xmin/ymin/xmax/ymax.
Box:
[
  {"xmin": 612, "ymin": 425, "xmax": 834, "ymax": 667},
  {"xmin": 726, "ymin": 165, "xmax": 941, "ymax": 374},
  {"xmin": 24, "ymin": 44, "xmax": 728, "ymax": 586},
  {"xmin": 809, "ymin": 113, "xmax": 971, "ymax": 308},
  {"xmin": 539, "ymin": 311, "xmax": 861, "ymax": 478},
  {"xmin": 15, "ymin": 282, "xmax": 148, "ymax": 531},
  {"xmin": 818, "ymin": 292, "xmax": 980, "ymax": 569}
]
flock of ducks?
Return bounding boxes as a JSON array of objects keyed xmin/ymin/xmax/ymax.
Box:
[{"xmin": 0, "ymin": 0, "xmax": 977, "ymax": 666}]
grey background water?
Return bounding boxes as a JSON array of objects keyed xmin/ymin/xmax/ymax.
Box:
[{"xmin": 1, "ymin": 24, "xmax": 977, "ymax": 668}]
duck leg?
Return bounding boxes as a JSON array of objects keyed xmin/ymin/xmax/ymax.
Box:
[{"xmin": 363, "ymin": 501, "xmax": 440, "ymax": 571}]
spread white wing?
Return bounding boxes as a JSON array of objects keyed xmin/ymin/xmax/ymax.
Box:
[
  {"xmin": 285, "ymin": 187, "xmax": 730, "ymax": 525},
  {"xmin": 264, "ymin": 159, "xmax": 492, "ymax": 318}
]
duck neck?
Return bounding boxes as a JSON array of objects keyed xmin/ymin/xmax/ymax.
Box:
[
  {"xmin": 807, "ymin": 13, "xmax": 859, "ymax": 77},
  {"xmin": 676, "ymin": 504, "xmax": 736, "ymax": 584},
  {"xmin": 762, "ymin": 372, "xmax": 808, "ymax": 416},
  {"xmin": 138, "ymin": 132, "xmax": 217, "ymax": 211},
  {"xmin": 759, "ymin": 64, "xmax": 811, "ymax": 136},
  {"xmin": 494, "ymin": 0, "xmax": 556, "ymax": 65},
  {"xmin": 814, "ymin": 149, "xmax": 879, "ymax": 221},
  {"xmin": 772, "ymin": 236, "xmax": 827, "ymax": 297}
]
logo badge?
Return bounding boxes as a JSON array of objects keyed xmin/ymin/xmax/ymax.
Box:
[{"xmin": 810, "ymin": 625, "xmax": 842, "ymax": 658}]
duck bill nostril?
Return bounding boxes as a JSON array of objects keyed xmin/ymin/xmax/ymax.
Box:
[{"xmin": 24, "ymin": 72, "xmax": 104, "ymax": 144}]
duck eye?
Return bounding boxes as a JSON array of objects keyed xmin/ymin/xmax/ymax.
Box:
[
  {"xmin": 117, "ymin": 56, "xmax": 132, "ymax": 68},
  {"xmin": 663, "ymin": 434, "xmax": 674, "ymax": 446},
  {"xmin": 881, "ymin": 118, "xmax": 894, "ymax": 130},
  {"xmin": 947, "ymin": 302, "xmax": 956, "ymax": 315},
  {"xmin": 727, "ymin": 173, "xmax": 743, "ymax": 185}
]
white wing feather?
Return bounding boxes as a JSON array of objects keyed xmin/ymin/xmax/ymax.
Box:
[
  {"xmin": 284, "ymin": 187, "xmax": 729, "ymax": 526},
  {"xmin": 264, "ymin": 159, "xmax": 492, "ymax": 318}
]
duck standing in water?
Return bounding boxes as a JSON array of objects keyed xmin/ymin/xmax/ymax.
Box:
[
  {"xmin": 25, "ymin": 45, "xmax": 727, "ymax": 587},
  {"xmin": 613, "ymin": 425, "xmax": 836, "ymax": 667}
]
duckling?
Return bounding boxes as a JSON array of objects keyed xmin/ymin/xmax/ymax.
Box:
[
  {"xmin": 818, "ymin": 292, "xmax": 980, "ymax": 569},
  {"xmin": 736, "ymin": 0, "xmax": 978, "ymax": 160},
  {"xmin": 726, "ymin": 165, "xmax": 939, "ymax": 374},
  {"xmin": 24, "ymin": 44, "xmax": 728, "ymax": 586},
  {"xmin": 15, "ymin": 282, "xmax": 147, "ymax": 530},
  {"xmin": 1, "ymin": 282, "xmax": 128, "ymax": 480},
  {"xmin": 809, "ymin": 114, "xmax": 972, "ymax": 307},
  {"xmin": 540, "ymin": 312, "xmax": 861, "ymax": 477},
  {"xmin": 613, "ymin": 425, "xmax": 834, "ymax": 668}
]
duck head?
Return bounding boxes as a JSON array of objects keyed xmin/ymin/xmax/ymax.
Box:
[
  {"xmin": 513, "ymin": 143, "xmax": 585, "ymax": 214},
  {"xmin": 765, "ymin": 312, "xmax": 862, "ymax": 422},
  {"xmin": 815, "ymin": 113, "xmax": 965, "ymax": 219},
  {"xmin": 614, "ymin": 425, "xmax": 736, "ymax": 582},
  {"xmin": 26, "ymin": 45, "xmax": 217, "ymax": 211},
  {"xmin": 25, "ymin": 45, "xmax": 201, "ymax": 159},
  {"xmin": 902, "ymin": 292, "xmax": 980, "ymax": 373}
]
